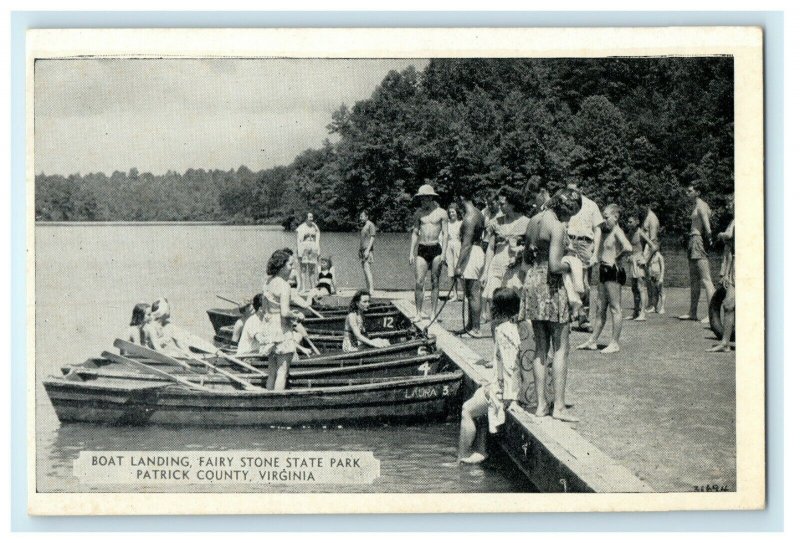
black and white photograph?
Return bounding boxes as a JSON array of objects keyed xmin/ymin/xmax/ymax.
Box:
[{"xmin": 27, "ymin": 28, "xmax": 765, "ymax": 514}]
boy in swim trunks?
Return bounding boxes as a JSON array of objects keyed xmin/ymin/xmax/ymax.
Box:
[
  {"xmin": 577, "ymin": 204, "xmax": 632, "ymax": 354},
  {"xmin": 409, "ymin": 183, "xmax": 449, "ymax": 322}
]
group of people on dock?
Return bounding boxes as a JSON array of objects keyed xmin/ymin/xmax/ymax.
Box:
[{"xmin": 442, "ymin": 179, "xmax": 736, "ymax": 463}]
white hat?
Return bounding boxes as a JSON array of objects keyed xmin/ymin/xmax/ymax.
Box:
[
  {"xmin": 150, "ymin": 298, "xmax": 171, "ymax": 320},
  {"xmin": 413, "ymin": 184, "xmax": 438, "ymax": 198}
]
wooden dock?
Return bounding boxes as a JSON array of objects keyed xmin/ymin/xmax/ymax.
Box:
[{"xmin": 393, "ymin": 299, "xmax": 653, "ymax": 493}]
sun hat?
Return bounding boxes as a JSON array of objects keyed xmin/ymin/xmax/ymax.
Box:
[
  {"xmin": 150, "ymin": 298, "xmax": 171, "ymax": 320},
  {"xmin": 413, "ymin": 184, "xmax": 439, "ymax": 199}
]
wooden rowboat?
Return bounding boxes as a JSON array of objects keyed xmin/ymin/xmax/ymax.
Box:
[
  {"xmin": 213, "ymin": 324, "xmax": 422, "ymax": 353},
  {"xmin": 207, "ymin": 304, "xmax": 407, "ymax": 335},
  {"xmin": 44, "ymin": 366, "xmax": 463, "ymax": 427},
  {"xmin": 61, "ymin": 348, "xmax": 445, "ymax": 384}
]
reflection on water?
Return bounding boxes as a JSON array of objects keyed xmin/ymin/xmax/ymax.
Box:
[{"xmin": 35, "ymin": 224, "xmax": 534, "ymax": 493}]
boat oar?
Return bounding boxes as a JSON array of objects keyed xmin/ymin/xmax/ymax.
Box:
[
  {"xmin": 293, "ymin": 322, "xmax": 321, "ymax": 355},
  {"xmin": 102, "ymin": 351, "xmax": 208, "ymax": 391},
  {"xmin": 114, "ymin": 339, "xmax": 260, "ymax": 391},
  {"xmin": 217, "ymin": 295, "xmax": 242, "ymax": 306},
  {"xmin": 185, "ymin": 337, "xmax": 267, "ymax": 377}
]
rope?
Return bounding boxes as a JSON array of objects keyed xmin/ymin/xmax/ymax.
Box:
[{"xmin": 422, "ymin": 280, "xmax": 457, "ymax": 333}]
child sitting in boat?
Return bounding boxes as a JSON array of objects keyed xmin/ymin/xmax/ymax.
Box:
[
  {"xmin": 458, "ymin": 288, "xmax": 522, "ymax": 464},
  {"xmin": 342, "ymin": 290, "xmax": 391, "ymax": 352},
  {"xmin": 121, "ymin": 303, "xmax": 151, "ymax": 354},
  {"xmin": 142, "ymin": 298, "xmax": 193, "ymax": 357}
]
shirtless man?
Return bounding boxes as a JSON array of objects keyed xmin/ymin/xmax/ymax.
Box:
[
  {"xmin": 680, "ymin": 183, "xmax": 716, "ymax": 322},
  {"xmin": 452, "ymin": 192, "xmax": 486, "ymax": 338},
  {"xmin": 409, "ymin": 184, "xmax": 449, "ymax": 322}
]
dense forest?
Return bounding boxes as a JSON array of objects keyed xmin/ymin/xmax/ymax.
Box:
[{"xmin": 36, "ymin": 57, "xmax": 734, "ymax": 235}]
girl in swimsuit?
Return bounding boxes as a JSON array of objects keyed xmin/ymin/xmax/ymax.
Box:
[{"xmin": 342, "ymin": 291, "xmax": 390, "ymax": 352}]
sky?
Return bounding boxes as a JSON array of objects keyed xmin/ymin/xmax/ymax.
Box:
[{"xmin": 34, "ymin": 58, "xmax": 429, "ymax": 176}]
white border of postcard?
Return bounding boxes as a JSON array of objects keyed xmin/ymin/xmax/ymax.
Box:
[{"xmin": 27, "ymin": 26, "xmax": 764, "ymax": 515}]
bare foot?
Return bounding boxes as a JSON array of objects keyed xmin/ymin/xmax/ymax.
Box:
[
  {"xmin": 459, "ymin": 452, "xmax": 487, "ymax": 464},
  {"xmin": 706, "ymin": 344, "xmax": 731, "ymax": 353},
  {"xmin": 678, "ymin": 314, "xmax": 698, "ymax": 321},
  {"xmin": 601, "ymin": 342, "xmax": 620, "ymax": 354},
  {"xmin": 576, "ymin": 340, "xmax": 598, "ymax": 351},
  {"xmin": 552, "ymin": 408, "xmax": 580, "ymax": 423}
]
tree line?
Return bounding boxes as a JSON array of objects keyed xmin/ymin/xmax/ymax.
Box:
[{"xmin": 36, "ymin": 57, "xmax": 733, "ymax": 237}]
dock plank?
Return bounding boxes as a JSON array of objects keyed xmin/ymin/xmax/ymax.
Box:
[{"xmin": 393, "ymin": 299, "xmax": 653, "ymax": 493}]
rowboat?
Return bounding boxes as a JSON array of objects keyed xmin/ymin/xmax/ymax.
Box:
[
  {"xmin": 63, "ymin": 337, "xmax": 443, "ymax": 382},
  {"xmin": 44, "ymin": 356, "xmax": 463, "ymax": 427},
  {"xmin": 213, "ymin": 324, "xmax": 422, "ymax": 353},
  {"xmin": 207, "ymin": 303, "xmax": 407, "ymax": 335}
]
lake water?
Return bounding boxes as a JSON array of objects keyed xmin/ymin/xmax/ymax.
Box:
[
  {"xmin": 34, "ymin": 223, "xmax": 533, "ymax": 493},
  {"xmin": 34, "ymin": 223, "xmax": 720, "ymax": 493}
]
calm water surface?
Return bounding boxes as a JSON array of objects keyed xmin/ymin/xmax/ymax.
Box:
[
  {"xmin": 35, "ymin": 224, "xmax": 533, "ymax": 493},
  {"xmin": 34, "ymin": 223, "xmax": 718, "ymax": 493}
]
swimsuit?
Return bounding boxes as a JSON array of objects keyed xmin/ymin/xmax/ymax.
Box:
[
  {"xmin": 342, "ymin": 312, "xmax": 365, "ymax": 352},
  {"xmin": 417, "ymin": 243, "xmax": 442, "ymax": 266},
  {"xmin": 599, "ymin": 263, "xmax": 626, "ymax": 285},
  {"xmin": 315, "ymin": 270, "xmax": 334, "ymax": 295}
]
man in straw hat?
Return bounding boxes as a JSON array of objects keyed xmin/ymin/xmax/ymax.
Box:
[{"xmin": 409, "ymin": 183, "xmax": 449, "ymax": 322}]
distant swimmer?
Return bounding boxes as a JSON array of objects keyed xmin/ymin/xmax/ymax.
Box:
[
  {"xmin": 679, "ymin": 182, "xmax": 716, "ymax": 322},
  {"xmin": 408, "ymin": 183, "xmax": 449, "ymax": 323}
]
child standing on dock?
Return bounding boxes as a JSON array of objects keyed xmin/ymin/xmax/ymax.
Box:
[{"xmin": 458, "ymin": 288, "xmax": 522, "ymax": 464}]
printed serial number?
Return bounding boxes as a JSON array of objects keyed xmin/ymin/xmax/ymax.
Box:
[{"xmin": 693, "ymin": 484, "xmax": 730, "ymax": 492}]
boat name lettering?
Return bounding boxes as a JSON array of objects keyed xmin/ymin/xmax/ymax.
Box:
[{"xmin": 404, "ymin": 386, "xmax": 439, "ymax": 399}]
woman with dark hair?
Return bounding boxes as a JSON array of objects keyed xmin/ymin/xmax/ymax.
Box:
[
  {"xmin": 342, "ymin": 290, "xmax": 390, "ymax": 352},
  {"xmin": 123, "ymin": 303, "xmax": 151, "ymax": 351},
  {"xmin": 520, "ymin": 188, "xmax": 582, "ymax": 422},
  {"xmin": 262, "ymin": 250, "xmax": 305, "ymax": 390},
  {"xmin": 481, "ymin": 187, "xmax": 530, "ymax": 314}
]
